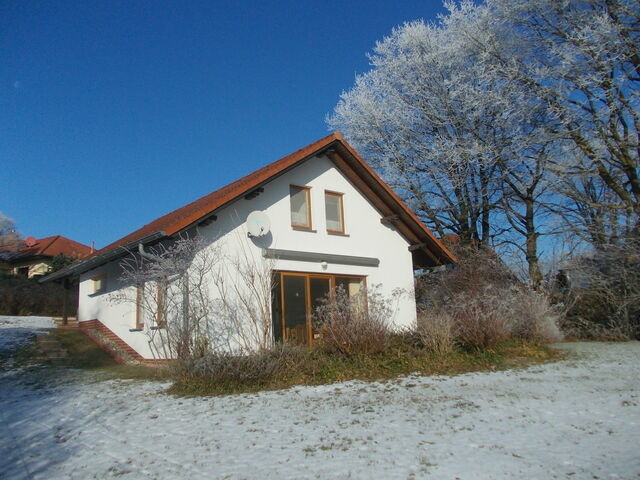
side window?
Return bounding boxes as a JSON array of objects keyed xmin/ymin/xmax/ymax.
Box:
[
  {"xmin": 290, "ymin": 185, "xmax": 312, "ymax": 229},
  {"xmin": 156, "ymin": 278, "xmax": 167, "ymax": 326},
  {"xmin": 136, "ymin": 282, "xmax": 145, "ymax": 328},
  {"xmin": 92, "ymin": 274, "xmax": 106, "ymax": 294},
  {"xmin": 325, "ymin": 191, "xmax": 344, "ymax": 233}
]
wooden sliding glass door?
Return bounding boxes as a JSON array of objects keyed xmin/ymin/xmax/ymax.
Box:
[{"xmin": 272, "ymin": 271, "xmax": 364, "ymax": 345}]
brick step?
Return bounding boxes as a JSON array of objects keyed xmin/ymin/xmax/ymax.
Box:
[{"xmin": 79, "ymin": 319, "xmax": 146, "ymax": 365}]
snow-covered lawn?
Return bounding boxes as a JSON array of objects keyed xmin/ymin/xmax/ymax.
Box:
[
  {"xmin": 0, "ymin": 316, "xmax": 55, "ymax": 368},
  {"xmin": 0, "ymin": 318, "xmax": 638, "ymax": 480}
]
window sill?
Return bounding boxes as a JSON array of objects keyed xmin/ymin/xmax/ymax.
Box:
[
  {"xmin": 327, "ymin": 231, "xmax": 349, "ymax": 237},
  {"xmin": 150, "ymin": 325, "xmax": 165, "ymax": 331},
  {"xmin": 292, "ymin": 227, "xmax": 317, "ymax": 233},
  {"xmin": 129, "ymin": 328, "xmax": 143, "ymax": 332},
  {"xmin": 88, "ymin": 291, "xmax": 105, "ymax": 297}
]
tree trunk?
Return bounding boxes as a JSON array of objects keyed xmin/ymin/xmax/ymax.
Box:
[{"xmin": 524, "ymin": 198, "xmax": 543, "ymax": 288}]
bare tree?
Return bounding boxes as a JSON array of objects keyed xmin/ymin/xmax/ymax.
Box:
[
  {"xmin": 113, "ymin": 236, "xmax": 217, "ymax": 359},
  {"xmin": 112, "ymin": 232, "xmax": 275, "ymax": 360},
  {"xmin": 467, "ymin": 0, "xmax": 639, "ymax": 231},
  {"xmin": 209, "ymin": 231, "xmax": 275, "ymax": 353},
  {"xmin": 0, "ymin": 213, "xmax": 22, "ymax": 252},
  {"xmin": 551, "ymin": 173, "xmax": 634, "ymax": 248},
  {"xmin": 564, "ymin": 239, "xmax": 640, "ymax": 339}
]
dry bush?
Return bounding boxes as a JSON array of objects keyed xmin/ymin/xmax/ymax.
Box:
[
  {"xmin": 416, "ymin": 310, "xmax": 454, "ymax": 355},
  {"xmin": 314, "ymin": 286, "xmax": 390, "ymax": 356},
  {"xmin": 562, "ymin": 241, "xmax": 640, "ymax": 340},
  {"xmin": 174, "ymin": 343, "xmax": 308, "ymax": 385},
  {"xmin": 511, "ymin": 288, "xmax": 563, "ymax": 343},
  {"xmin": 417, "ymin": 245, "xmax": 563, "ymax": 350},
  {"xmin": 449, "ymin": 287, "xmax": 513, "ymax": 350},
  {"xmin": 114, "ymin": 233, "xmax": 276, "ymax": 360}
]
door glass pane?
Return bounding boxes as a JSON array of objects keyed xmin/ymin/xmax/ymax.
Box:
[
  {"xmin": 336, "ymin": 277, "xmax": 365, "ymax": 313},
  {"xmin": 310, "ymin": 277, "xmax": 331, "ymax": 336},
  {"xmin": 335, "ymin": 277, "xmax": 362, "ymax": 297},
  {"xmin": 282, "ymin": 275, "xmax": 307, "ymax": 345}
]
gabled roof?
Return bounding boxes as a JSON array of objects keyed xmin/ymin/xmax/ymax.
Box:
[
  {"xmin": 15, "ymin": 235, "xmax": 92, "ymax": 259},
  {"xmin": 43, "ymin": 133, "xmax": 455, "ymax": 282}
]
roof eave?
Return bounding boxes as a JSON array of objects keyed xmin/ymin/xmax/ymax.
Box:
[
  {"xmin": 172, "ymin": 139, "xmax": 342, "ymax": 238},
  {"xmin": 39, "ymin": 231, "xmax": 167, "ymax": 283},
  {"xmin": 330, "ymin": 141, "xmax": 457, "ymax": 267}
]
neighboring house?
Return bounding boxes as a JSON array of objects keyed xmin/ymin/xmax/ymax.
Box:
[
  {"xmin": 44, "ymin": 133, "xmax": 456, "ymax": 360},
  {"xmin": 0, "ymin": 235, "xmax": 92, "ymax": 278}
]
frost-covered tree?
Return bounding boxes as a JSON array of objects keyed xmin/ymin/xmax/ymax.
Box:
[
  {"xmin": 467, "ymin": 0, "xmax": 640, "ymax": 237},
  {"xmin": 329, "ymin": 0, "xmax": 639, "ymax": 281},
  {"xmin": 328, "ymin": 3, "xmax": 555, "ymax": 282},
  {"xmin": 0, "ymin": 213, "xmax": 21, "ymax": 252},
  {"xmin": 329, "ymin": 16, "xmax": 500, "ymax": 245}
]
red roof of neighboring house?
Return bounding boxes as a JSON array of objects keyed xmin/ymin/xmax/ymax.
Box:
[
  {"xmin": 19, "ymin": 235, "xmax": 92, "ymax": 259},
  {"xmin": 45, "ymin": 133, "xmax": 456, "ymax": 281}
]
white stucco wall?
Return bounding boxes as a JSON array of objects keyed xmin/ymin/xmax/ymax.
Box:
[{"xmin": 77, "ymin": 154, "xmax": 418, "ymax": 359}]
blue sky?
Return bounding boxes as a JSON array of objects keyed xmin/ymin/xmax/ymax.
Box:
[{"xmin": 1, "ymin": 0, "xmax": 447, "ymax": 248}]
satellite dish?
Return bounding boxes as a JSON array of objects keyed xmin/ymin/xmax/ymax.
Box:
[
  {"xmin": 24, "ymin": 236, "xmax": 37, "ymax": 247},
  {"xmin": 246, "ymin": 211, "xmax": 271, "ymax": 238}
]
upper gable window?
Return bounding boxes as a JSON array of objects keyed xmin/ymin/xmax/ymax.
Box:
[
  {"xmin": 325, "ymin": 191, "xmax": 344, "ymax": 234},
  {"xmin": 290, "ymin": 185, "xmax": 312, "ymax": 229}
]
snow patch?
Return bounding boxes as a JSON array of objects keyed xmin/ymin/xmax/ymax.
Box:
[{"xmin": 0, "ymin": 316, "xmax": 55, "ymax": 358}]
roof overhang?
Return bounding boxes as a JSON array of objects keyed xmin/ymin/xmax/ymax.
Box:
[
  {"xmin": 325, "ymin": 140, "xmax": 456, "ymax": 268},
  {"xmin": 39, "ymin": 231, "xmax": 166, "ymax": 283}
]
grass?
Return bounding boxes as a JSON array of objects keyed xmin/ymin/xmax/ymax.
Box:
[
  {"xmin": 33, "ymin": 329, "xmax": 169, "ymax": 381},
  {"xmin": 5, "ymin": 328, "xmax": 564, "ymax": 395},
  {"xmin": 168, "ymin": 337, "xmax": 565, "ymax": 396}
]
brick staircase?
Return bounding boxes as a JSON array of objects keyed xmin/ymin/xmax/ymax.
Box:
[{"xmin": 79, "ymin": 319, "xmax": 146, "ymax": 365}]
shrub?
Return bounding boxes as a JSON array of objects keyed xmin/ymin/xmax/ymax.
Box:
[
  {"xmin": 174, "ymin": 343, "xmax": 309, "ymax": 386},
  {"xmin": 416, "ymin": 310, "xmax": 454, "ymax": 355},
  {"xmin": 511, "ymin": 288, "xmax": 563, "ymax": 343},
  {"xmin": 0, "ymin": 272, "xmax": 76, "ymax": 316},
  {"xmin": 314, "ymin": 286, "xmax": 390, "ymax": 356},
  {"xmin": 449, "ymin": 286, "xmax": 513, "ymax": 350},
  {"xmin": 417, "ymin": 245, "xmax": 564, "ymax": 349},
  {"xmin": 561, "ymin": 241, "xmax": 640, "ymax": 340}
]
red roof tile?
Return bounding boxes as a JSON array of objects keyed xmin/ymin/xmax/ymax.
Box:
[{"xmin": 19, "ymin": 235, "xmax": 92, "ymax": 258}]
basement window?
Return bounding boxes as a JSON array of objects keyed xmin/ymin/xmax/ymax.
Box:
[{"xmin": 92, "ymin": 274, "xmax": 106, "ymax": 294}]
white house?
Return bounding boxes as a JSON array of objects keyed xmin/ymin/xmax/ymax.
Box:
[{"xmin": 44, "ymin": 133, "xmax": 456, "ymax": 361}]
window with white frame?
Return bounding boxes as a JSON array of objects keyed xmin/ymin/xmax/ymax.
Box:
[
  {"xmin": 92, "ymin": 274, "xmax": 106, "ymax": 294},
  {"xmin": 324, "ymin": 191, "xmax": 344, "ymax": 233},
  {"xmin": 290, "ymin": 185, "xmax": 312, "ymax": 229}
]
